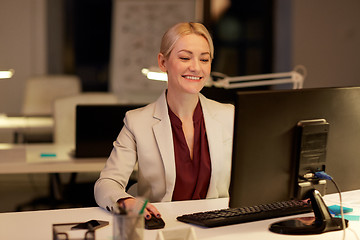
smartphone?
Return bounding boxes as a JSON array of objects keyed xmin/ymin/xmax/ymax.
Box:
[{"xmin": 71, "ymin": 220, "xmax": 109, "ymax": 230}]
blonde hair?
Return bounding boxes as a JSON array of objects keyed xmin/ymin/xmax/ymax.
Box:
[{"xmin": 160, "ymin": 22, "xmax": 214, "ymax": 59}]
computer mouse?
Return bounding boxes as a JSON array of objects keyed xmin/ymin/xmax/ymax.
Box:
[{"xmin": 145, "ymin": 214, "xmax": 165, "ymax": 229}]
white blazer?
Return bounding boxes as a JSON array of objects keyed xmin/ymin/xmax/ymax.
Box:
[{"xmin": 94, "ymin": 91, "xmax": 234, "ymax": 211}]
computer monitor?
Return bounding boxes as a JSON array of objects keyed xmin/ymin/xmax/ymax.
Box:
[
  {"xmin": 75, "ymin": 104, "xmax": 143, "ymax": 158},
  {"xmin": 229, "ymin": 86, "xmax": 360, "ymax": 208}
]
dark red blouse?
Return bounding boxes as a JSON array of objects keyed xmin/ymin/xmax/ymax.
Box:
[{"xmin": 168, "ymin": 101, "xmax": 211, "ymax": 201}]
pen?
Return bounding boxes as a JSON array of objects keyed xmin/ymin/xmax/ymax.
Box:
[{"xmin": 139, "ymin": 199, "xmax": 148, "ymax": 215}]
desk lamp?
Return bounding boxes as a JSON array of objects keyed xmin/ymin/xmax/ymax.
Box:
[
  {"xmin": 0, "ymin": 69, "xmax": 14, "ymax": 79},
  {"xmin": 141, "ymin": 67, "xmax": 167, "ymax": 81},
  {"xmin": 0, "ymin": 69, "xmax": 14, "ymax": 117},
  {"xmin": 142, "ymin": 65, "xmax": 305, "ymax": 90}
]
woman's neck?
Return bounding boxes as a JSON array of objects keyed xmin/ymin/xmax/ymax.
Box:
[{"xmin": 166, "ymin": 90, "xmax": 199, "ymax": 120}]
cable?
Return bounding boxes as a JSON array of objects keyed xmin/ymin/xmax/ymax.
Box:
[
  {"xmin": 315, "ymin": 171, "xmax": 346, "ymax": 240},
  {"xmin": 331, "ymin": 179, "xmax": 346, "ymax": 240},
  {"xmin": 314, "ymin": 171, "xmax": 332, "ymax": 180}
]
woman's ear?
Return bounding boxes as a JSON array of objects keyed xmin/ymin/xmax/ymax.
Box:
[{"xmin": 157, "ymin": 53, "xmax": 167, "ymax": 72}]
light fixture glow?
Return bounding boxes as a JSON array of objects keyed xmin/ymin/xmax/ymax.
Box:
[
  {"xmin": 0, "ymin": 69, "xmax": 14, "ymax": 79},
  {"xmin": 142, "ymin": 68, "xmax": 168, "ymax": 81}
]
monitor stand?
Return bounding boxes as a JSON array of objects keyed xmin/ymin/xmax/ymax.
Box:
[{"xmin": 269, "ymin": 189, "xmax": 348, "ymax": 235}]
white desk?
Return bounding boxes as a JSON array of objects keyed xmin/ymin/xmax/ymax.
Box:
[
  {"xmin": 0, "ymin": 115, "xmax": 53, "ymax": 143},
  {"xmin": 0, "ymin": 190, "xmax": 359, "ymax": 240},
  {"xmin": 0, "ymin": 143, "xmax": 106, "ymax": 174}
]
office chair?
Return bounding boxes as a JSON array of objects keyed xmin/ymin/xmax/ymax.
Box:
[
  {"xmin": 19, "ymin": 75, "xmax": 81, "ymax": 143},
  {"xmin": 22, "ymin": 75, "xmax": 82, "ymax": 116}
]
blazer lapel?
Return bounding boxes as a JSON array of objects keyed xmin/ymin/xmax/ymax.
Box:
[
  {"xmin": 200, "ymin": 94, "xmax": 223, "ymax": 198},
  {"xmin": 152, "ymin": 91, "xmax": 176, "ymax": 201}
]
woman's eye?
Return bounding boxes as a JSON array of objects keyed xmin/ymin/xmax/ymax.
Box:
[
  {"xmin": 201, "ymin": 59, "xmax": 209, "ymax": 63},
  {"xmin": 180, "ymin": 57, "xmax": 190, "ymax": 61}
]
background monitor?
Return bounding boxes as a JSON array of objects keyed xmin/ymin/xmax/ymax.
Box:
[
  {"xmin": 75, "ymin": 104, "xmax": 143, "ymax": 158},
  {"xmin": 229, "ymin": 86, "xmax": 360, "ymax": 208}
]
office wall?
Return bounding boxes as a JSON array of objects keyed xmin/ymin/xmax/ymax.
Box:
[
  {"xmin": 109, "ymin": 0, "xmax": 197, "ymax": 104},
  {"xmin": 0, "ymin": 0, "xmax": 47, "ymax": 115},
  {"xmin": 292, "ymin": 0, "xmax": 360, "ymax": 88},
  {"xmin": 0, "ymin": 0, "xmax": 360, "ymax": 114}
]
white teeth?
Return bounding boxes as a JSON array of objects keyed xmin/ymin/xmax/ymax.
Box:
[{"xmin": 184, "ymin": 76, "xmax": 201, "ymax": 80}]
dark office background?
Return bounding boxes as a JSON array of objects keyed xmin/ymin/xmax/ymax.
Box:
[
  {"xmin": 1, "ymin": 0, "xmax": 275, "ymax": 212},
  {"xmin": 58, "ymin": 0, "xmax": 273, "ymax": 92}
]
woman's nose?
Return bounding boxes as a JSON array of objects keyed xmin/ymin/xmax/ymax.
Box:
[{"xmin": 189, "ymin": 59, "xmax": 200, "ymax": 72}]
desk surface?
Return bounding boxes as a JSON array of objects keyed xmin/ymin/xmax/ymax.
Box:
[
  {"xmin": 0, "ymin": 143, "xmax": 106, "ymax": 174},
  {"xmin": 1, "ymin": 190, "xmax": 359, "ymax": 240}
]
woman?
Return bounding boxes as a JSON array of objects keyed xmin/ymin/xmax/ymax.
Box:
[{"xmin": 94, "ymin": 22, "xmax": 234, "ymax": 219}]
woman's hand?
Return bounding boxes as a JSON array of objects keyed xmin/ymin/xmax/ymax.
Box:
[{"xmin": 118, "ymin": 198, "xmax": 162, "ymax": 220}]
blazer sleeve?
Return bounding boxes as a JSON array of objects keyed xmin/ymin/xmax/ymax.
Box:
[
  {"xmin": 94, "ymin": 111, "xmax": 139, "ymax": 212},
  {"xmin": 94, "ymin": 96, "xmax": 170, "ymax": 211}
]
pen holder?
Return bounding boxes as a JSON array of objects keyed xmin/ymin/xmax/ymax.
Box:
[
  {"xmin": 113, "ymin": 214, "xmax": 144, "ymax": 240},
  {"xmin": 156, "ymin": 226, "xmax": 197, "ymax": 240}
]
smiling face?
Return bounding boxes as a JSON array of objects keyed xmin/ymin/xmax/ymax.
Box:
[{"xmin": 158, "ymin": 33, "xmax": 212, "ymax": 96}]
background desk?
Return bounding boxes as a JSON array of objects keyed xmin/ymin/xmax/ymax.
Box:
[
  {"xmin": 0, "ymin": 143, "xmax": 106, "ymax": 174},
  {"xmin": 0, "ymin": 143, "xmax": 107, "ymax": 211},
  {"xmin": 0, "ymin": 190, "xmax": 359, "ymax": 240}
]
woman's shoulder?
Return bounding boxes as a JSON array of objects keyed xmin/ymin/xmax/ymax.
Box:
[
  {"xmin": 200, "ymin": 94, "xmax": 234, "ymax": 113},
  {"xmin": 125, "ymin": 102, "xmax": 156, "ymax": 119}
]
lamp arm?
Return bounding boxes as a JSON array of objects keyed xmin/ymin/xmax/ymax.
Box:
[{"xmin": 211, "ymin": 67, "xmax": 305, "ymax": 89}]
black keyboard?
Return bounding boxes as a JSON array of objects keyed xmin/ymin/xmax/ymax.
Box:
[{"xmin": 177, "ymin": 199, "xmax": 312, "ymax": 228}]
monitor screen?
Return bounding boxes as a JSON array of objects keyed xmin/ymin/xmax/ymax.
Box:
[{"xmin": 229, "ymin": 86, "xmax": 360, "ymax": 208}]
